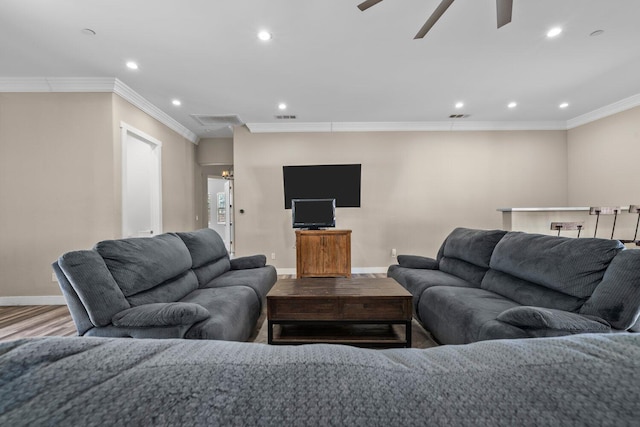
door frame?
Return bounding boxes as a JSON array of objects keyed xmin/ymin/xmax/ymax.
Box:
[{"xmin": 121, "ymin": 122, "xmax": 163, "ymax": 238}]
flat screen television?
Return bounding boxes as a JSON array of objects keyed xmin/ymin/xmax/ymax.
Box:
[
  {"xmin": 283, "ymin": 164, "xmax": 361, "ymax": 209},
  {"xmin": 291, "ymin": 198, "xmax": 336, "ymax": 229}
]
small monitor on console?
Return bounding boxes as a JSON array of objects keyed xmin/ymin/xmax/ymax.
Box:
[{"xmin": 291, "ymin": 198, "xmax": 336, "ymax": 230}]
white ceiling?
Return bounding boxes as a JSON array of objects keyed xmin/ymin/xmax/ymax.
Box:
[{"xmin": 2, "ymin": 0, "xmax": 640, "ymax": 139}]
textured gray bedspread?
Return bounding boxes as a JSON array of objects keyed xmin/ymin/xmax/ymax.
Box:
[{"xmin": 1, "ymin": 333, "xmax": 638, "ymax": 426}]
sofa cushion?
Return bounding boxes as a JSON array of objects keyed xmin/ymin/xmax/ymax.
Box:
[
  {"xmin": 417, "ymin": 286, "xmax": 522, "ymax": 345},
  {"xmin": 126, "ymin": 270, "xmax": 199, "ymax": 307},
  {"xmin": 95, "ymin": 233, "xmax": 192, "ymax": 297},
  {"xmin": 481, "ymin": 270, "xmax": 585, "ymax": 312},
  {"xmin": 58, "ymin": 250, "xmax": 130, "ymax": 327},
  {"xmin": 204, "ymin": 266, "xmax": 277, "ymax": 302},
  {"xmin": 580, "ymin": 249, "xmax": 640, "ymax": 330},
  {"xmin": 438, "ymin": 228, "xmax": 507, "ymax": 285},
  {"xmin": 177, "ymin": 229, "xmax": 228, "ymax": 269},
  {"xmin": 438, "ymin": 258, "xmax": 488, "ymax": 286},
  {"xmin": 230, "ymin": 255, "xmax": 267, "ymax": 270},
  {"xmin": 441, "ymin": 228, "xmax": 508, "ymax": 269},
  {"xmin": 389, "ymin": 267, "xmax": 475, "ymax": 312},
  {"xmin": 181, "ymin": 287, "xmax": 260, "ymax": 341},
  {"xmin": 497, "ymin": 307, "xmax": 610, "ymax": 333},
  {"xmin": 112, "ymin": 302, "xmax": 210, "ymax": 328},
  {"xmin": 397, "ymin": 255, "xmax": 439, "ymax": 270},
  {"xmin": 489, "ymin": 232, "xmax": 624, "ymax": 299},
  {"xmin": 192, "ymin": 258, "xmax": 231, "ymax": 287}
]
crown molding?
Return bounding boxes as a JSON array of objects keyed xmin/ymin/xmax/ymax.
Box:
[
  {"xmin": 0, "ymin": 77, "xmax": 198, "ymax": 144},
  {"xmin": 112, "ymin": 79, "xmax": 198, "ymax": 143},
  {"xmin": 566, "ymin": 93, "xmax": 640, "ymax": 129},
  {"xmin": 246, "ymin": 120, "xmax": 566, "ymax": 133}
]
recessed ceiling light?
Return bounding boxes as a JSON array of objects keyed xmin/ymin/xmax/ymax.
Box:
[
  {"xmin": 278, "ymin": 103, "xmax": 287, "ymax": 110},
  {"xmin": 547, "ymin": 27, "xmax": 562, "ymax": 38},
  {"xmin": 508, "ymin": 102, "xmax": 517, "ymax": 108},
  {"xmin": 258, "ymin": 31, "xmax": 272, "ymax": 41},
  {"xmin": 455, "ymin": 102, "xmax": 464, "ymax": 109},
  {"xmin": 172, "ymin": 99, "xmax": 181, "ymax": 106},
  {"xmin": 559, "ymin": 102, "xmax": 569, "ymax": 109},
  {"xmin": 126, "ymin": 61, "xmax": 139, "ymax": 70}
]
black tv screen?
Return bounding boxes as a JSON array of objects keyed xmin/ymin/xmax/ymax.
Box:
[
  {"xmin": 283, "ymin": 164, "xmax": 361, "ymax": 209},
  {"xmin": 292, "ymin": 199, "xmax": 336, "ymax": 229}
]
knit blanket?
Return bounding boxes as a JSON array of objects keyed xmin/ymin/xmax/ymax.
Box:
[{"xmin": 1, "ymin": 333, "xmax": 638, "ymax": 426}]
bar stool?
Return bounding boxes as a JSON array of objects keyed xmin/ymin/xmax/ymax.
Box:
[
  {"xmin": 550, "ymin": 222, "xmax": 583, "ymax": 238},
  {"xmin": 589, "ymin": 207, "xmax": 621, "ymax": 239},
  {"xmin": 620, "ymin": 205, "xmax": 640, "ymax": 244}
]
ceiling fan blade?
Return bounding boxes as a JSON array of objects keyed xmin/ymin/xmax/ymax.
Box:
[
  {"xmin": 358, "ymin": 0, "xmax": 384, "ymax": 11},
  {"xmin": 414, "ymin": 0, "xmax": 456, "ymax": 39},
  {"xmin": 496, "ymin": 0, "xmax": 513, "ymax": 28}
]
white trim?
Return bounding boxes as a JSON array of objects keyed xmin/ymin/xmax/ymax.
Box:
[
  {"xmin": 275, "ymin": 267, "xmax": 388, "ymax": 276},
  {"xmin": 0, "ymin": 77, "xmax": 198, "ymax": 144},
  {"xmin": 2, "ymin": 77, "xmax": 639, "ymax": 136},
  {"xmin": 566, "ymin": 93, "xmax": 640, "ymax": 129},
  {"xmin": 246, "ymin": 120, "xmax": 567, "ymax": 133},
  {"xmin": 113, "ymin": 79, "xmax": 198, "ymax": 143},
  {"xmin": 0, "ymin": 296, "xmax": 66, "ymax": 306},
  {"xmin": 121, "ymin": 122, "xmax": 163, "ymax": 238}
]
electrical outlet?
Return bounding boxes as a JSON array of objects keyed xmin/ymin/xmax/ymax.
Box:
[
  {"xmin": 391, "ymin": 248, "xmax": 397, "ymax": 257},
  {"xmin": 271, "ymin": 252, "xmax": 276, "ymax": 260},
  {"xmin": 51, "ymin": 273, "xmax": 58, "ymax": 282}
]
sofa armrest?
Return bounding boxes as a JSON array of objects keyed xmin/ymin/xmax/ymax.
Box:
[
  {"xmin": 397, "ymin": 255, "xmax": 439, "ymax": 270},
  {"xmin": 497, "ymin": 306, "xmax": 610, "ymax": 333},
  {"xmin": 230, "ymin": 254, "xmax": 267, "ymax": 270},
  {"xmin": 112, "ymin": 302, "xmax": 210, "ymax": 328}
]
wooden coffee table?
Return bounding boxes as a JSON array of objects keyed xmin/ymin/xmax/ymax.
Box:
[{"xmin": 266, "ymin": 277, "xmax": 412, "ymax": 348}]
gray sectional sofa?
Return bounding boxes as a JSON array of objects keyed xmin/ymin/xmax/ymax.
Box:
[
  {"xmin": 389, "ymin": 227, "xmax": 640, "ymax": 344},
  {"xmin": 53, "ymin": 228, "xmax": 277, "ymax": 341}
]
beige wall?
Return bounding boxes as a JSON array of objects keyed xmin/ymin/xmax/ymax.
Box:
[
  {"xmin": 197, "ymin": 138, "xmax": 233, "ymax": 165},
  {"xmin": 233, "ymin": 126, "xmax": 568, "ymax": 270},
  {"xmin": 568, "ymin": 106, "xmax": 640, "ymax": 206},
  {"xmin": 0, "ymin": 93, "xmax": 198, "ymax": 298}
]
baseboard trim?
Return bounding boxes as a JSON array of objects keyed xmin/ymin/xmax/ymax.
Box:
[
  {"xmin": 275, "ymin": 267, "xmax": 388, "ymax": 276},
  {"xmin": 0, "ymin": 296, "xmax": 66, "ymax": 306}
]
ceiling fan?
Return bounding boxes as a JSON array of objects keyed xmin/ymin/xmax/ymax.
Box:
[{"xmin": 358, "ymin": 0, "xmax": 513, "ymax": 39}]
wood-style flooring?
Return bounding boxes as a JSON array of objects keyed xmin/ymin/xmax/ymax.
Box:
[
  {"xmin": 0, "ymin": 274, "xmax": 387, "ymax": 342},
  {"xmin": 0, "ymin": 305, "xmax": 76, "ymax": 341}
]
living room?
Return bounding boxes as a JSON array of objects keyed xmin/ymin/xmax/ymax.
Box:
[{"xmin": 1, "ymin": 1, "xmax": 640, "ymax": 424}]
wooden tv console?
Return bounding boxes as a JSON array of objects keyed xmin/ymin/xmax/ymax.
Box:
[{"xmin": 295, "ymin": 229, "xmax": 351, "ymax": 278}]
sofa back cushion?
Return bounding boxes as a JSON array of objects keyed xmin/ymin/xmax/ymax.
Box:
[
  {"xmin": 482, "ymin": 270, "xmax": 586, "ymax": 312},
  {"xmin": 580, "ymin": 249, "xmax": 640, "ymax": 330},
  {"xmin": 58, "ymin": 250, "xmax": 130, "ymax": 327},
  {"xmin": 126, "ymin": 270, "xmax": 199, "ymax": 307},
  {"xmin": 438, "ymin": 228, "xmax": 507, "ymax": 286},
  {"xmin": 95, "ymin": 233, "xmax": 192, "ymax": 297},
  {"xmin": 177, "ymin": 229, "xmax": 231, "ymax": 286},
  {"xmin": 489, "ymin": 232, "xmax": 624, "ymax": 300}
]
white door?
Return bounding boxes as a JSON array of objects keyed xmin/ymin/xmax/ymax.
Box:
[{"xmin": 122, "ymin": 123, "xmax": 162, "ymax": 238}]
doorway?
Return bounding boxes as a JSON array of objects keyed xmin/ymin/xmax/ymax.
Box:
[
  {"xmin": 207, "ymin": 177, "xmax": 234, "ymax": 254},
  {"xmin": 121, "ymin": 123, "xmax": 162, "ymax": 238}
]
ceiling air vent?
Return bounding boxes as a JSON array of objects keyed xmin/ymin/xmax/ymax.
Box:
[
  {"xmin": 449, "ymin": 114, "xmax": 470, "ymax": 119},
  {"xmin": 190, "ymin": 114, "xmax": 244, "ymax": 127},
  {"xmin": 275, "ymin": 115, "xmax": 297, "ymax": 120}
]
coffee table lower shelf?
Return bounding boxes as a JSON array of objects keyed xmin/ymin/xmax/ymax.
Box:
[{"xmin": 268, "ymin": 320, "xmax": 412, "ymax": 348}]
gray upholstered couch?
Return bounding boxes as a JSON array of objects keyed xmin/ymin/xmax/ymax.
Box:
[
  {"xmin": 389, "ymin": 227, "xmax": 640, "ymax": 344},
  {"xmin": 52, "ymin": 228, "xmax": 277, "ymax": 341}
]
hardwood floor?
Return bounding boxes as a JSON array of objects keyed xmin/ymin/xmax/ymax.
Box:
[
  {"xmin": 0, "ymin": 305, "xmax": 76, "ymax": 341},
  {"xmin": 0, "ymin": 274, "xmax": 387, "ymax": 342}
]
